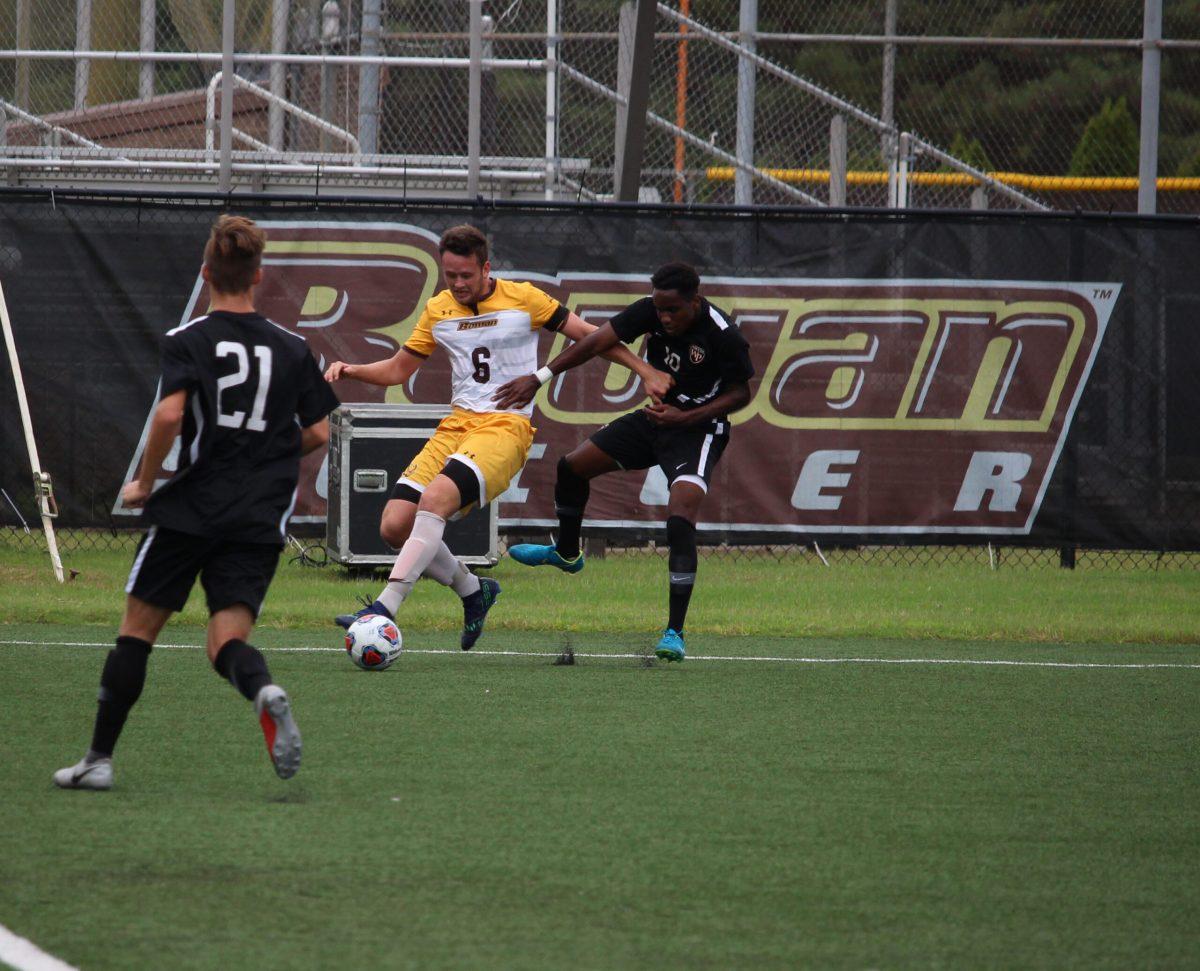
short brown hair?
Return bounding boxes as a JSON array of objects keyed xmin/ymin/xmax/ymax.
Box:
[
  {"xmin": 204, "ymin": 215, "xmax": 266, "ymax": 294},
  {"xmin": 438, "ymin": 224, "xmax": 489, "ymax": 266}
]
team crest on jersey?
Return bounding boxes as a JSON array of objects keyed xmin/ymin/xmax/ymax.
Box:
[{"xmin": 689, "ymin": 344, "xmax": 706, "ymax": 365}]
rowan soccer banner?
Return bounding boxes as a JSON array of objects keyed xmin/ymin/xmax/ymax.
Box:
[{"xmin": 0, "ymin": 193, "xmax": 1196, "ymax": 549}]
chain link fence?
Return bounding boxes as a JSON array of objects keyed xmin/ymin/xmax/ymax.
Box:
[
  {"xmin": 1, "ymin": 1, "xmax": 1197, "ymax": 209},
  {"xmin": 4, "ymin": 525, "xmax": 1200, "ymax": 571}
]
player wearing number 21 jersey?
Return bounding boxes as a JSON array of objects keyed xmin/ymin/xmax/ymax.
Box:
[
  {"xmin": 324, "ymin": 224, "xmax": 672, "ymax": 648},
  {"xmin": 54, "ymin": 215, "xmax": 339, "ymax": 792}
]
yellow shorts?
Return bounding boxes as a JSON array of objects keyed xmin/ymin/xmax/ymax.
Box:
[{"xmin": 397, "ymin": 408, "xmax": 535, "ymax": 510}]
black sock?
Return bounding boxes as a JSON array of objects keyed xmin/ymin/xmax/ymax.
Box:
[
  {"xmin": 213, "ymin": 639, "xmax": 273, "ymax": 702},
  {"xmin": 666, "ymin": 515, "xmax": 697, "ymax": 633},
  {"xmin": 554, "ymin": 455, "xmax": 590, "ymax": 560},
  {"xmin": 89, "ymin": 635, "xmax": 153, "ymax": 758}
]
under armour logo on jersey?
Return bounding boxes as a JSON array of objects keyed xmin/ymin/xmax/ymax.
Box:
[{"xmin": 688, "ymin": 344, "xmax": 706, "ymax": 364}]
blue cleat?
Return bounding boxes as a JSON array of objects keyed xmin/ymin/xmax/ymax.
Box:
[
  {"xmin": 654, "ymin": 628, "xmax": 686, "ymax": 663},
  {"xmin": 507, "ymin": 543, "xmax": 585, "ymax": 574},
  {"xmin": 461, "ymin": 577, "xmax": 501, "ymax": 650},
  {"xmin": 334, "ymin": 597, "xmax": 393, "ymax": 630}
]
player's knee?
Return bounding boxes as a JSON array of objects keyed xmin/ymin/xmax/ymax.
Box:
[
  {"xmin": 558, "ymin": 454, "xmax": 590, "ymax": 487},
  {"xmin": 666, "ymin": 514, "xmax": 696, "ymax": 547},
  {"xmin": 555, "ymin": 454, "xmax": 590, "ymax": 510},
  {"xmin": 380, "ymin": 518, "xmax": 409, "ymax": 549}
]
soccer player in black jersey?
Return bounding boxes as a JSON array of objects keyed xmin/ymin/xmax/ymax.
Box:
[
  {"xmin": 494, "ymin": 262, "xmax": 753, "ymax": 662},
  {"xmin": 53, "ymin": 215, "xmax": 340, "ymax": 790}
]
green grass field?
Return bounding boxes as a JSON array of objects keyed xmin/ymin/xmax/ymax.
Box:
[{"xmin": 2, "ymin": 547, "xmax": 1199, "ymax": 969}]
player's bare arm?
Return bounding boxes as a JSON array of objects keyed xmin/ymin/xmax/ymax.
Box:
[
  {"xmin": 492, "ymin": 321, "xmax": 626, "ymax": 410},
  {"xmin": 300, "ymin": 417, "xmax": 330, "ymax": 456},
  {"xmin": 324, "ymin": 347, "xmax": 423, "ymax": 387},
  {"xmin": 558, "ymin": 313, "xmax": 674, "ymax": 403},
  {"xmin": 122, "ymin": 389, "xmax": 186, "ymax": 508},
  {"xmin": 644, "ymin": 381, "xmax": 751, "ymax": 429}
]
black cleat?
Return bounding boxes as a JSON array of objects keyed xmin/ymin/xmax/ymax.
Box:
[
  {"xmin": 460, "ymin": 577, "xmax": 501, "ymax": 650},
  {"xmin": 335, "ymin": 596, "xmax": 392, "ymax": 630}
]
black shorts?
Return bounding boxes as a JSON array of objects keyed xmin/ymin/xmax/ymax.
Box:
[
  {"xmin": 125, "ymin": 526, "xmax": 281, "ymax": 617},
  {"xmin": 589, "ymin": 410, "xmax": 731, "ymax": 493}
]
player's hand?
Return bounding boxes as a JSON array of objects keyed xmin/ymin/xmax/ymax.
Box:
[
  {"xmin": 493, "ymin": 374, "xmax": 540, "ymax": 410},
  {"xmin": 121, "ymin": 480, "xmax": 152, "ymax": 508},
  {"xmin": 324, "ymin": 360, "xmax": 353, "ymax": 383},
  {"xmin": 643, "ymin": 402, "xmax": 690, "ymax": 427},
  {"xmin": 642, "ymin": 368, "xmax": 674, "ymax": 405}
]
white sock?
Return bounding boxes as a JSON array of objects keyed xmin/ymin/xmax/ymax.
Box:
[
  {"xmin": 378, "ymin": 511, "xmax": 447, "ymax": 615},
  {"xmin": 423, "ymin": 541, "xmax": 481, "ymax": 598}
]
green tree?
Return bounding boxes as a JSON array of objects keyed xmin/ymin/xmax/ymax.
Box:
[
  {"xmin": 1068, "ymin": 97, "xmax": 1140, "ymax": 177},
  {"xmin": 941, "ymin": 132, "xmax": 993, "ymax": 172}
]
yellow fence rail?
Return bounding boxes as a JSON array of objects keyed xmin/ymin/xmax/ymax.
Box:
[{"xmin": 705, "ymin": 167, "xmax": 1200, "ymax": 192}]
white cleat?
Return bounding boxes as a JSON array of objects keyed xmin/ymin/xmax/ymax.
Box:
[
  {"xmin": 53, "ymin": 757, "xmax": 113, "ymax": 791},
  {"xmin": 255, "ymin": 684, "xmax": 302, "ymax": 780}
]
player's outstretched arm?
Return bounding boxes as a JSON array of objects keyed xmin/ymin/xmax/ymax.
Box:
[
  {"xmin": 122, "ymin": 389, "xmax": 186, "ymax": 508},
  {"xmin": 492, "ymin": 322, "xmax": 624, "ymax": 410},
  {"xmin": 325, "ymin": 348, "xmax": 423, "ymax": 388},
  {"xmin": 558, "ymin": 312, "xmax": 673, "ymax": 403}
]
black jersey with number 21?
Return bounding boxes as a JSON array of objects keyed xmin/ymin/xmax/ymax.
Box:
[
  {"xmin": 609, "ymin": 296, "xmax": 753, "ymax": 413},
  {"xmin": 143, "ymin": 310, "xmax": 340, "ymax": 544}
]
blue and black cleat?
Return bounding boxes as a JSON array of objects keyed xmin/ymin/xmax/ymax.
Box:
[
  {"xmin": 507, "ymin": 544, "xmax": 585, "ymax": 574},
  {"xmin": 461, "ymin": 577, "xmax": 501, "ymax": 650},
  {"xmin": 334, "ymin": 597, "xmax": 393, "ymax": 630}
]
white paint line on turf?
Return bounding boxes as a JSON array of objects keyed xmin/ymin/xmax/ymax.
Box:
[
  {"xmin": 2, "ymin": 640, "xmax": 1198, "ymax": 670},
  {"xmin": 0, "ymin": 925, "xmax": 79, "ymax": 971}
]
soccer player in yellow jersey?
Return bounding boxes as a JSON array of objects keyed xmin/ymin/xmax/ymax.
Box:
[{"xmin": 325, "ymin": 224, "xmax": 671, "ymax": 647}]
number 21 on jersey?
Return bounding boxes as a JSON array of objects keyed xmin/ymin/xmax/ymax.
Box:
[{"xmin": 216, "ymin": 340, "xmax": 273, "ymax": 431}]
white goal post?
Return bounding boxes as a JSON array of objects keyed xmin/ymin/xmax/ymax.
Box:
[{"xmin": 0, "ymin": 277, "xmax": 65, "ymax": 583}]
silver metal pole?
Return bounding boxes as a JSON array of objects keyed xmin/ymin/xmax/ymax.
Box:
[
  {"xmin": 74, "ymin": 0, "xmax": 92, "ymax": 110},
  {"xmin": 544, "ymin": 0, "xmax": 559, "ymax": 200},
  {"xmin": 16, "ymin": 0, "xmax": 31, "ymax": 111},
  {"xmin": 357, "ymin": 0, "xmax": 381, "ymax": 156},
  {"xmin": 320, "ymin": 0, "xmax": 339, "ymax": 153},
  {"xmin": 829, "ymin": 114, "xmax": 847, "ymax": 206},
  {"xmin": 614, "ymin": 2, "xmax": 634, "ymax": 178},
  {"xmin": 734, "ymin": 0, "xmax": 757, "ymax": 206},
  {"xmin": 467, "ymin": 0, "xmax": 482, "ymax": 197},
  {"xmin": 615, "ymin": 0, "xmax": 656, "ymax": 201},
  {"xmin": 1138, "ymin": 0, "xmax": 1162, "ymax": 214},
  {"xmin": 219, "ymin": 0, "xmax": 234, "ymax": 192},
  {"xmin": 881, "ymin": 0, "xmax": 897, "ymax": 163},
  {"xmin": 139, "ymin": 0, "xmax": 155, "ymax": 99},
  {"xmin": 269, "ymin": 0, "xmax": 289, "ymax": 151}
]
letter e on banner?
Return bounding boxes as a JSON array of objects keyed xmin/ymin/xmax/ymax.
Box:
[{"xmin": 792, "ymin": 450, "xmax": 860, "ymax": 510}]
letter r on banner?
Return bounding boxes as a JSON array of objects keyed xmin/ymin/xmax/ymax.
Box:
[{"xmin": 954, "ymin": 451, "xmax": 1033, "ymax": 512}]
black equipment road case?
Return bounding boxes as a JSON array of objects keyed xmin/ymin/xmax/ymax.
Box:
[{"xmin": 326, "ymin": 404, "xmax": 499, "ymax": 567}]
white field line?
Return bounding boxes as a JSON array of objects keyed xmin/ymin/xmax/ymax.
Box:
[
  {"xmin": 1, "ymin": 640, "xmax": 1198, "ymax": 670},
  {"xmin": 0, "ymin": 925, "xmax": 79, "ymax": 971}
]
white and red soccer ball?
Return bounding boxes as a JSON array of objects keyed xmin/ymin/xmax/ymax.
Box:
[{"xmin": 344, "ymin": 614, "xmax": 403, "ymax": 671}]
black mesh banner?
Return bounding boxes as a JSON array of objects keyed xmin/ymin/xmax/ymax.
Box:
[{"xmin": 1, "ymin": 190, "xmax": 1197, "ymax": 550}]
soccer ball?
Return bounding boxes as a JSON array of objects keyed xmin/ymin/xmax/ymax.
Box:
[{"xmin": 345, "ymin": 614, "xmax": 403, "ymax": 671}]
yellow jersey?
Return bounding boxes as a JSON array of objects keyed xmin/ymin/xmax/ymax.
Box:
[{"xmin": 402, "ymin": 278, "xmax": 567, "ymax": 417}]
